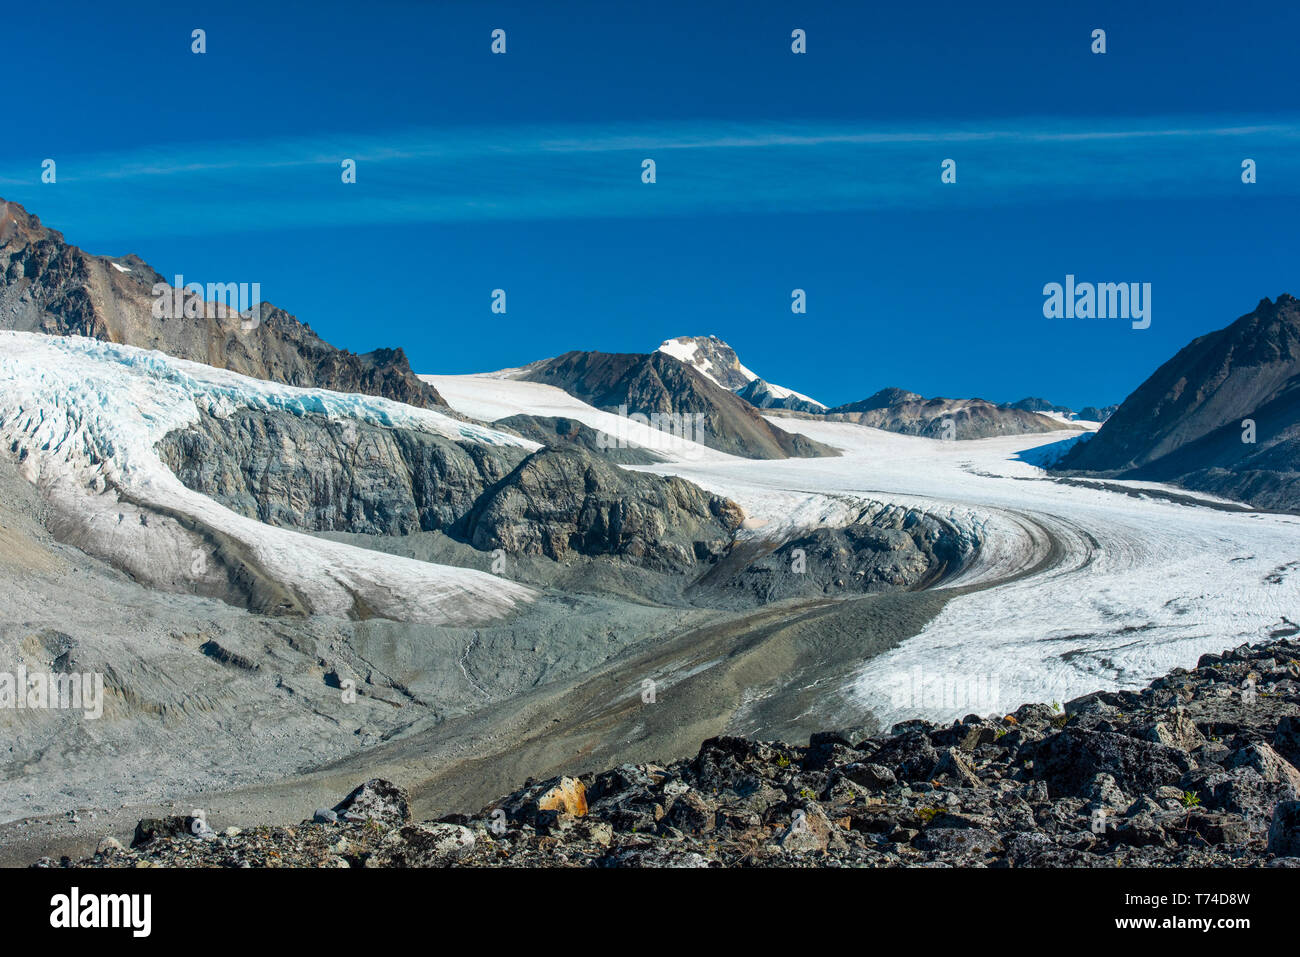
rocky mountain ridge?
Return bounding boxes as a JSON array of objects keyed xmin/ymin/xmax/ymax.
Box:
[
  {"xmin": 658, "ymin": 334, "xmax": 829, "ymax": 413},
  {"xmin": 1061, "ymin": 294, "xmax": 1300, "ymax": 511},
  {"xmin": 825, "ymin": 393, "xmax": 1079, "ymax": 440},
  {"xmin": 158, "ymin": 409, "xmax": 744, "ymax": 576},
  {"xmin": 0, "ymin": 197, "xmax": 446, "ymax": 409},
  {"xmin": 520, "ymin": 350, "xmax": 837, "ymax": 459}
]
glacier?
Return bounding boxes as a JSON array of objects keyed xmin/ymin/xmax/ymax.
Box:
[
  {"xmin": 430, "ymin": 371, "xmax": 1300, "ymax": 728},
  {"xmin": 0, "ymin": 332, "xmax": 538, "ymax": 625}
]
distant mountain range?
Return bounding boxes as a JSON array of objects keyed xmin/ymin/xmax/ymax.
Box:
[
  {"xmin": 1060, "ymin": 294, "xmax": 1300, "ymax": 510},
  {"xmin": 823, "ymin": 393, "xmax": 1079, "ymax": 440},
  {"xmin": 654, "ymin": 336, "xmax": 1108, "ymax": 438}
]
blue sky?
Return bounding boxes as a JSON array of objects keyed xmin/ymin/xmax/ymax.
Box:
[{"xmin": 3, "ymin": 1, "xmax": 1299, "ymax": 409}]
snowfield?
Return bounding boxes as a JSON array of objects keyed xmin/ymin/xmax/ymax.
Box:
[
  {"xmin": 0, "ymin": 332, "xmax": 538, "ymax": 624},
  {"xmin": 430, "ymin": 374, "xmax": 1300, "ymax": 727}
]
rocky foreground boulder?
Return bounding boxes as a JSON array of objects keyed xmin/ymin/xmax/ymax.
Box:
[{"xmin": 40, "ymin": 636, "xmax": 1300, "ymax": 868}]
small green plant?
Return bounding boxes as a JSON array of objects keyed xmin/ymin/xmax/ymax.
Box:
[
  {"xmin": 993, "ymin": 727, "xmax": 1009, "ymax": 740},
  {"xmin": 1050, "ymin": 701, "xmax": 1061, "ymax": 713},
  {"xmin": 918, "ymin": 806, "xmax": 941, "ymax": 825},
  {"xmin": 799, "ymin": 787, "xmax": 815, "ymax": 800},
  {"xmin": 775, "ymin": 754, "xmax": 791, "ymax": 769},
  {"xmin": 1180, "ymin": 790, "xmax": 1201, "ymax": 809}
]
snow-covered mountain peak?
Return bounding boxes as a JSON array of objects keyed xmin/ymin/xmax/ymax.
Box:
[{"xmin": 657, "ymin": 335, "xmax": 826, "ymax": 411}]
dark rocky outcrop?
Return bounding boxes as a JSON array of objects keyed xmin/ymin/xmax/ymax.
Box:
[
  {"xmin": 158, "ymin": 409, "xmax": 527, "ymax": 536},
  {"xmin": 721, "ymin": 510, "xmax": 967, "ymax": 601},
  {"xmin": 1060, "ymin": 294, "xmax": 1300, "ymax": 511},
  {"xmin": 159, "ymin": 410, "xmax": 747, "ymax": 575},
  {"xmin": 1009, "ymin": 398, "xmax": 1116, "ymax": 422},
  {"xmin": 832, "ymin": 400, "xmax": 1072, "ymax": 440},
  {"xmin": 52, "ymin": 636, "xmax": 1300, "ymax": 868},
  {"xmin": 521, "ymin": 350, "xmax": 837, "ymax": 460},
  {"xmin": 0, "ymin": 198, "xmax": 446, "ymax": 409},
  {"xmin": 463, "ymin": 447, "xmax": 745, "ymax": 570},
  {"xmin": 1076, "ymin": 405, "xmax": 1117, "ymax": 423}
]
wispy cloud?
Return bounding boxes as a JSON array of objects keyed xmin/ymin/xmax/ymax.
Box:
[{"xmin": 4, "ymin": 116, "xmax": 1299, "ymax": 240}]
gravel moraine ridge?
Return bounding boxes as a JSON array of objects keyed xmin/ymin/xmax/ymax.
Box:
[{"xmin": 37, "ymin": 636, "xmax": 1300, "ymax": 868}]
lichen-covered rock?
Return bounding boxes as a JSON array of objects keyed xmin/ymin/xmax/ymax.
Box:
[
  {"xmin": 367, "ymin": 823, "xmax": 475, "ymax": 867},
  {"xmin": 332, "ymin": 779, "xmax": 411, "ymax": 828},
  {"xmin": 1268, "ymin": 801, "xmax": 1300, "ymax": 856},
  {"xmin": 1027, "ymin": 729, "xmax": 1195, "ymax": 798}
]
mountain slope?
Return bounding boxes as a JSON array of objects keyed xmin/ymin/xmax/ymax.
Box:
[
  {"xmin": 520, "ymin": 350, "xmax": 837, "ymax": 459},
  {"xmin": 735, "ymin": 377, "xmax": 828, "ymax": 414},
  {"xmin": 826, "ymin": 389, "xmax": 1073, "ymax": 440},
  {"xmin": 658, "ymin": 335, "xmax": 827, "ymax": 412},
  {"xmin": 1060, "ymin": 294, "xmax": 1300, "ymax": 509},
  {"xmin": 0, "ymin": 198, "xmax": 446, "ymax": 408},
  {"xmin": 829, "ymin": 388, "xmax": 923, "ymax": 413},
  {"xmin": 463, "ymin": 447, "xmax": 744, "ymax": 568}
]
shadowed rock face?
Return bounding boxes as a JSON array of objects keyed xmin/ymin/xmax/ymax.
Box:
[
  {"xmin": 1076, "ymin": 405, "xmax": 1117, "ymax": 423},
  {"xmin": 521, "ymin": 350, "xmax": 838, "ymax": 460},
  {"xmin": 463, "ymin": 447, "xmax": 745, "ymax": 569},
  {"xmin": 1061, "ymin": 294, "xmax": 1300, "ymax": 510},
  {"xmin": 722, "ymin": 511, "xmax": 968, "ymax": 602},
  {"xmin": 158, "ymin": 410, "xmax": 526, "ymax": 536},
  {"xmin": 0, "ymin": 198, "xmax": 446, "ymax": 409},
  {"xmin": 159, "ymin": 410, "xmax": 746, "ymax": 574}
]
